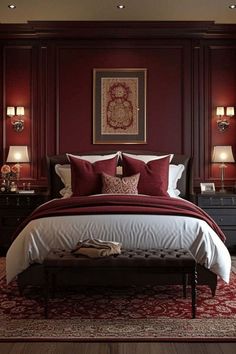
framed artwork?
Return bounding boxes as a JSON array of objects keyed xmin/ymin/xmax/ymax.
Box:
[
  {"xmin": 93, "ymin": 68, "xmax": 147, "ymax": 144},
  {"xmin": 200, "ymin": 182, "xmax": 216, "ymax": 194}
]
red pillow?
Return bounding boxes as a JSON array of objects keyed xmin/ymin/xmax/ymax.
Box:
[
  {"xmin": 68, "ymin": 155, "xmax": 117, "ymax": 196},
  {"xmin": 122, "ymin": 155, "xmax": 169, "ymax": 196}
]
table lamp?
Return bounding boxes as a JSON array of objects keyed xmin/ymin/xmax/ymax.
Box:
[
  {"xmin": 212, "ymin": 145, "xmax": 235, "ymax": 192},
  {"xmin": 6, "ymin": 146, "xmax": 30, "ymax": 180}
]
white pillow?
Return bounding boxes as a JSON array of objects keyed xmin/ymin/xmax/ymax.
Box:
[
  {"xmin": 167, "ymin": 164, "xmax": 185, "ymax": 198},
  {"xmin": 121, "ymin": 152, "xmax": 173, "ymax": 163},
  {"xmin": 55, "ymin": 164, "xmax": 72, "ymax": 198},
  {"xmin": 66, "ymin": 152, "xmax": 119, "ymax": 163}
]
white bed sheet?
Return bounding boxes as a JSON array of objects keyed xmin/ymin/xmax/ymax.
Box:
[{"xmin": 6, "ymin": 212, "xmax": 231, "ymax": 284}]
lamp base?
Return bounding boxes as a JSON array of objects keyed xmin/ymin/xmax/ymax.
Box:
[{"xmin": 219, "ymin": 187, "xmax": 227, "ymax": 193}]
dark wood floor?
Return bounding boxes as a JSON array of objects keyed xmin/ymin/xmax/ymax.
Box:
[{"xmin": 0, "ymin": 342, "xmax": 236, "ymax": 354}]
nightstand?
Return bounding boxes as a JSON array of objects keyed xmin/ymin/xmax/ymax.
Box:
[
  {"xmin": 0, "ymin": 192, "xmax": 48, "ymax": 254},
  {"xmin": 197, "ymin": 192, "xmax": 236, "ymax": 252}
]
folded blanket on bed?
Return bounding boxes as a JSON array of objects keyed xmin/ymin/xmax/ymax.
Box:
[
  {"xmin": 71, "ymin": 239, "xmax": 122, "ymax": 258},
  {"xmin": 12, "ymin": 194, "xmax": 226, "ymax": 242}
]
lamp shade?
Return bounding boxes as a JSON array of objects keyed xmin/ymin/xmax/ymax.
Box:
[
  {"xmin": 216, "ymin": 107, "xmax": 225, "ymax": 116},
  {"xmin": 7, "ymin": 106, "xmax": 15, "ymax": 116},
  {"xmin": 226, "ymin": 107, "xmax": 235, "ymax": 117},
  {"xmin": 16, "ymin": 106, "xmax": 25, "ymax": 116},
  {"xmin": 6, "ymin": 146, "xmax": 30, "ymax": 163},
  {"xmin": 212, "ymin": 146, "xmax": 235, "ymax": 163}
]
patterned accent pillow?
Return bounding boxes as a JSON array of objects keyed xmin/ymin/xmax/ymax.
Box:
[{"xmin": 102, "ymin": 173, "xmax": 140, "ymax": 195}]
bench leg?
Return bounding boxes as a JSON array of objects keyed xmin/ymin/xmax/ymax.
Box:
[
  {"xmin": 44, "ymin": 268, "xmax": 49, "ymax": 319},
  {"xmin": 183, "ymin": 273, "xmax": 187, "ymax": 298},
  {"xmin": 52, "ymin": 273, "xmax": 56, "ymax": 298},
  {"xmin": 191, "ymin": 267, "xmax": 197, "ymax": 319}
]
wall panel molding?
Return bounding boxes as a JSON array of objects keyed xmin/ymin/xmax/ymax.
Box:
[
  {"xmin": 3, "ymin": 45, "xmax": 32, "ymax": 180},
  {"xmin": 1, "ymin": 23, "xmax": 236, "ymax": 188},
  {"xmin": 207, "ymin": 44, "xmax": 236, "ymax": 186}
]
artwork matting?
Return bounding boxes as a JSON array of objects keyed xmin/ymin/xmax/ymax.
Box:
[{"xmin": 93, "ymin": 68, "xmax": 147, "ymax": 144}]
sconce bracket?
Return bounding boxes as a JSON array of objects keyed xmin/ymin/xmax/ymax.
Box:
[
  {"xmin": 12, "ymin": 120, "xmax": 24, "ymax": 132},
  {"xmin": 217, "ymin": 119, "xmax": 229, "ymax": 132}
]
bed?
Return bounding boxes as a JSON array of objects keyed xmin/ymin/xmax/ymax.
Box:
[{"xmin": 6, "ymin": 151, "xmax": 231, "ymax": 295}]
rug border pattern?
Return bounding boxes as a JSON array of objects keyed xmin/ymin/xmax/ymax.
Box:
[{"xmin": 0, "ymin": 318, "xmax": 236, "ymax": 342}]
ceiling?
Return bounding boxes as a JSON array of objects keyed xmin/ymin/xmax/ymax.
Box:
[{"xmin": 0, "ymin": 0, "xmax": 236, "ymax": 24}]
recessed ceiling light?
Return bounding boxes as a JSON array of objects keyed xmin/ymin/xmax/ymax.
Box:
[
  {"xmin": 8, "ymin": 4, "xmax": 16, "ymax": 9},
  {"xmin": 229, "ymin": 4, "xmax": 236, "ymax": 8},
  {"xmin": 117, "ymin": 5, "xmax": 125, "ymax": 9}
]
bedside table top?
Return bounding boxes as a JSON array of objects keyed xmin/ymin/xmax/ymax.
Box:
[
  {"xmin": 199, "ymin": 190, "xmax": 236, "ymax": 196},
  {"xmin": 0, "ymin": 190, "xmax": 48, "ymax": 197}
]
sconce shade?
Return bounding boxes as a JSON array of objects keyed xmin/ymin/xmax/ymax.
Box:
[
  {"xmin": 216, "ymin": 107, "xmax": 225, "ymax": 116},
  {"xmin": 7, "ymin": 106, "xmax": 15, "ymax": 116},
  {"xmin": 6, "ymin": 146, "xmax": 30, "ymax": 163},
  {"xmin": 212, "ymin": 146, "xmax": 235, "ymax": 163},
  {"xmin": 226, "ymin": 107, "xmax": 235, "ymax": 117},
  {"xmin": 16, "ymin": 106, "xmax": 25, "ymax": 116}
]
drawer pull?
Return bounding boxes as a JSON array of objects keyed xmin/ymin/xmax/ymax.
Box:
[{"xmin": 219, "ymin": 218, "xmax": 224, "ymax": 222}]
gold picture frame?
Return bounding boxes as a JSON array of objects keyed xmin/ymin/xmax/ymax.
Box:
[{"xmin": 93, "ymin": 68, "xmax": 147, "ymax": 144}]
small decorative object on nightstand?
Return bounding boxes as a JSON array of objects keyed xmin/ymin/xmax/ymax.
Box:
[
  {"xmin": 197, "ymin": 191, "xmax": 236, "ymax": 252},
  {"xmin": 200, "ymin": 182, "xmax": 215, "ymax": 194}
]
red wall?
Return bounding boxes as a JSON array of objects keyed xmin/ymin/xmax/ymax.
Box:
[
  {"xmin": 0, "ymin": 22, "xmax": 236, "ymax": 190},
  {"xmin": 4, "ymin": 47, "xmax": 32, "ymax": 179},
  {"xmin": 210, "ymin": 46, "xmax": 236, "ymax": 183},
  {"xmin": 58, "ymin": 46, "xmax": 187, "ymax": 153}
]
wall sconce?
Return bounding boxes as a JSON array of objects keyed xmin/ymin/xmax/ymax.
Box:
[
  {"xmin": 212, "ymin": 145, "xmax": 235, "ymax": 192},
  {"xmin": 6, "ymin": 145, "xmax": 30, "ymax": 179},
  {"xmin": 216, "ymin": 106, "xmax": 235, "ymax": 132},
  {"xmin": 6, "ymin": 106, "xmax": 25, "ymax": 132}
]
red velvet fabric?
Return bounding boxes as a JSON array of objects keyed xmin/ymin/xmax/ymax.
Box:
[
  {"xmin": 68, "ymin": 155, "xmax": 117, "ymax": 196},
  {"xmin": 14, "ymin": 195, "xmax": 226, "ymax": 242},
  {"xmin": 122, "ymin": 155, "xmax": 169, "ymax": 196}
]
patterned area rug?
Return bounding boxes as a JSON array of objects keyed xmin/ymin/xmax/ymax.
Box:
[{"xmin": 0, "ymin": 257, "xmax": 236, "ymax": 341}]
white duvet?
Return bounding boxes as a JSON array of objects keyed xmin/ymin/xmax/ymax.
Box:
[{"xmin": 6, "ymin": 203, "xmax": 231, "ymax": 284}]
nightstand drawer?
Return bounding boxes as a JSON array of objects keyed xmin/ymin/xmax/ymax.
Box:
[
  {"xmin": 1, "ymin": 215, "xmax": 26, "ymax": 227},
  {"xmin": 198, "ymin": 195, "xmax": 236, "ymax": 207},
  {"xmin": 209, "ymin": 215, "xmax": 236, "ymax": 226},
  {"xmin": 0, "ymin": 194, "xmax": 44, "ymax": 208},
  {"xmin": 224, "ymin": 229, "xmax": 236, "ymax": 250},
  {"xmin": 204, "ymin": 209, "xmax": 236, "ymax": 226}
]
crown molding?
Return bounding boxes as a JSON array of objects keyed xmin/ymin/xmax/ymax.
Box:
[{"xmin": 0, "ymin": 21, "xmax": 236, "ymax": 40}]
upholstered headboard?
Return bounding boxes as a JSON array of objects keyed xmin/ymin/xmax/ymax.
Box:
[{"xmin": 46, "ymin": 151, "xmax": 193, "ymax": 200}]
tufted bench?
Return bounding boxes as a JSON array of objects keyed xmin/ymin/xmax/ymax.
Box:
[{"xmin": 44, "ymin": 248, "xmax": 197, "ymax": 319}]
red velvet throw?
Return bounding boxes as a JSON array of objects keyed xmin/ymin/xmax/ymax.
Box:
[{"xmin": 14, "ymin": 195, "xmax": 226, "ymax": 242}]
